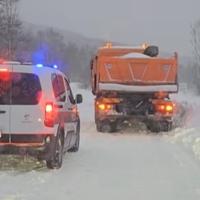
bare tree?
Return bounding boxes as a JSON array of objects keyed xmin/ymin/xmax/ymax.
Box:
[
  {"xmin": 191, "ymin": 20, "xmax": 200, "ymax": 93},
  {"xmin": 0, "ymin": 0, "xmax": 22, "ymax": 60},
  {"xmin": 192, "ymin": 21, "xmax": 200, "ymax": 63}
]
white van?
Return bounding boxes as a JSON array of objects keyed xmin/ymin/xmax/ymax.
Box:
[{"xmin": 0, "ymin": 62, "xmax": 82, "ymax": 169}]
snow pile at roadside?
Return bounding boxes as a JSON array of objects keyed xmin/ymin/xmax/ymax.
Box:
[
  {"xmin": 167, "ymin": 91, "xmax": 200, "ymax": 160},
  {"xmin": 165, "ymin": 128, "xmax": 200, "ymax": 160},
  {"xmin": 71, "ymin": 83, "xmax": 94, "ymax": 122}
]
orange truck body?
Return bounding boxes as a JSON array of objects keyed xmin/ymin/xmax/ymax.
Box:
[
  {"xmin": 91, "ymin": 45, "xmax": 178, "ymax": 94},
  {"xmin": 91, "ymin": 44, "xmax": 179, "ymax": 133}
]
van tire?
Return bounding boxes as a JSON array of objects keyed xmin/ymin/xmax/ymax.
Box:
[
  {"xmin": 68, "ymin": 122, "xmax": 80, "ymax": 153},
  {"xmin": 46, "ymin": 131, "xmax": 63, "ymax": 169}
]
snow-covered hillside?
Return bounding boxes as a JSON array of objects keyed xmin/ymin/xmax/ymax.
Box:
[{"xmin": 1, "ymin": 84, "xmax": 200, "ymax": 200}]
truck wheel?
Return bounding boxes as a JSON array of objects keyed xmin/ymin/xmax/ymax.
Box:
[
  {"xmin": 68, "ymin": 122, "xmax": 80, "ymax": 153},
  {"xmin": 46, "ymin": 132, "xmax": 63, "ymax": 169},
  {"xmin": 148, "ymin": 125, "xmax": 160, "ymax": 133},
  {"xmin": 146, "ymin": 121, "xmax": 161, "ymax": 133},
  {"xmin": 96, "ymin": 120, "xmax": 117, "ymax": 133},
  {"xmin": 147, "ymin": 121, "xmax": 172, "ymax": 133},
  {"xmin": 161, "ymin": 121, "xmax": 173, "ymax": 132},
  {"xmin": 96, "ymin": 121, "xmax": 102, "ymax": 132}
]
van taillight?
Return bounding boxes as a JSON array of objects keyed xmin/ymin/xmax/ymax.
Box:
[
  {"xmin": 0, "ymin": 70, "xmax": 10, "ymax": 81},
  {"xmin": 44, "ymin": 102, "xmax": 54, "ymax": 127}
]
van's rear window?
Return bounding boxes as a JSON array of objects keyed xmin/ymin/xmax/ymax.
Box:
[{"xmin": 0, "ymin": 73, "xmax": 41, "ymax": 105}]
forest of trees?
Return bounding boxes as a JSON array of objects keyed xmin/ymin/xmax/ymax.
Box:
[
  {"xmin": 0, "ymin": 0, "xmax": 200, "ymax": 91},
  {"xmin": 0, "ymin": 0, "xmax": 95, "ymax": 86}
]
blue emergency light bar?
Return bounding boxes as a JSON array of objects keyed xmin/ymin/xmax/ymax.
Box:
[
  {"xmin": 36, "ymin": 64, "xmax": 43, "ymax": 68},
  {"xmin": 0, "ymin": 60, "xmax": 59, "ymax": 69},
  {"xmin": 36, "ymin": 63, "xmax": 59, "ymax": 69}
]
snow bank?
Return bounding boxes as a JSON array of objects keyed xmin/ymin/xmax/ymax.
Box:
[
  {"xmin": 118, "ymin": 52, "xmax": 150, "ymax": 59},
  {"xmin": 167, "ymin": 91, "xmax": 200, "ymax": 161},
  {"xmin": 71, "ymin": 83, "xmax": 94, "ymax": 122},
  {"xmin": 165, "ymin": 127, "xmax": 200, "ymax": 161},
  {"xmin": 100, "ymin": 45, "xmax": 143, "ymax": 50}
]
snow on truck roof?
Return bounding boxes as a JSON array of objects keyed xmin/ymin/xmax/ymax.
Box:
[
  {"xmin": 117, "ymin": 52, "xmax": 151, "ymax": 59},
  {"xmin": 100, "ymin": 45, "xmax": 144, "ymax": 50},
  {"xmin": 99, "ymin": 42, "xmax": 149, "ymax": 50}
]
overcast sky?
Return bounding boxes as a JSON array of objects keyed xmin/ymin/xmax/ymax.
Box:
[{"xmin": 19, "ymin": 0, "xmax": 200, "ymax": 57}]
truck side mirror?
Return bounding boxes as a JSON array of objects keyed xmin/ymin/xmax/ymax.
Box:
[{"xmin": 76, "ymin": 94, "xmax": 83, "ymax": 104}]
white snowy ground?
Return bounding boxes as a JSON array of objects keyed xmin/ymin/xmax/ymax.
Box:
[{"xmin": 1, "ymin": 84, "xmax": 200, "ymax": 200}]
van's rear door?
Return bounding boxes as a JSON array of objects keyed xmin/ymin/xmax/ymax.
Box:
[
  {"xmin": 0, "ymin": 64, "xmax": 12, "ymax": 136},
  {"xmin": 10, "ymin": 68, "xmax": 43, "ymax": 135}
]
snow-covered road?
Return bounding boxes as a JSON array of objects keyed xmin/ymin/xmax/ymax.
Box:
[{"xmin": 1, "ymin": 85, "xmax": 200, "ymax": 200}]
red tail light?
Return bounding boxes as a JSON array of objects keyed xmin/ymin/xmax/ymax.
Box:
[
  {"xmin": 0, "ymin": 70, "xmax": 10, "ymax": 81},
  {"xmin": 156, "ymin": 103, "xmax": 173, "ymax": 114},
  {"xmin": 97, "ymin": 102, "xmax": 112, "ymax": 111},
  {"xmin": 165, "ymin": 105, "xmax": 173, "ymax": 112},
  {"xmin": 98, "ymin": 103, "xmax": 106, "ymax": 111},
  {"xmin": 44, "ymin": 102, "xmax": 54, "ymax": 127}
]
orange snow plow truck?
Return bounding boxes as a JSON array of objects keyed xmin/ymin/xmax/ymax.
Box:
[{"xmin": 91, "ymin": 43, "xmax": 179, "ymax": 133}]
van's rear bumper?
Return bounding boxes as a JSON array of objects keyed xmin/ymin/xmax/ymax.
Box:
[
  {"xmin": 0, "ymin": 143, "xmax": 45, "ymax": 147},
  {"xmin": 0, "ymin": 134, "xmax": 53, "ymax": 144},
  {"xmin": 0, "ymin": 134, "xmax": 55, "ymax": 160}
]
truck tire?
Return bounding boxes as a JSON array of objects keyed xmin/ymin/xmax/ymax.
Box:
[
  {"xmin": 96, "ymin": 121, "xmax": 103, "ymax": 132},
  {"xmin": 46, "ymin": 131, "xmax": 64, "ymax": 169},
  {"xmin": 147, "ymin": 121, "xmax": 172, "ymax": 133},
  {"xmin": 96, "ymin": 120, "xmax": 117, "ymax": 133},
  {"xmin": 161, "ymin": 121, "xmax": 172, "ymax": 132},
  {"xmin": 147, "ymin": 122, "xmax": 161, "ymax": 133}
]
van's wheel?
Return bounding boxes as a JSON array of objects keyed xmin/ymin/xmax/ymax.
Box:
[
  {"xmin": 46, "ymin": 132, "xmax": 63, "ymax": 169},
  {"xmin": 68, "ymin": 122, "xmax": 80, "ymax": 153},
  {"xmin": 96, "ymin": 120, "xmax": 117, "ymax": 133}
]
